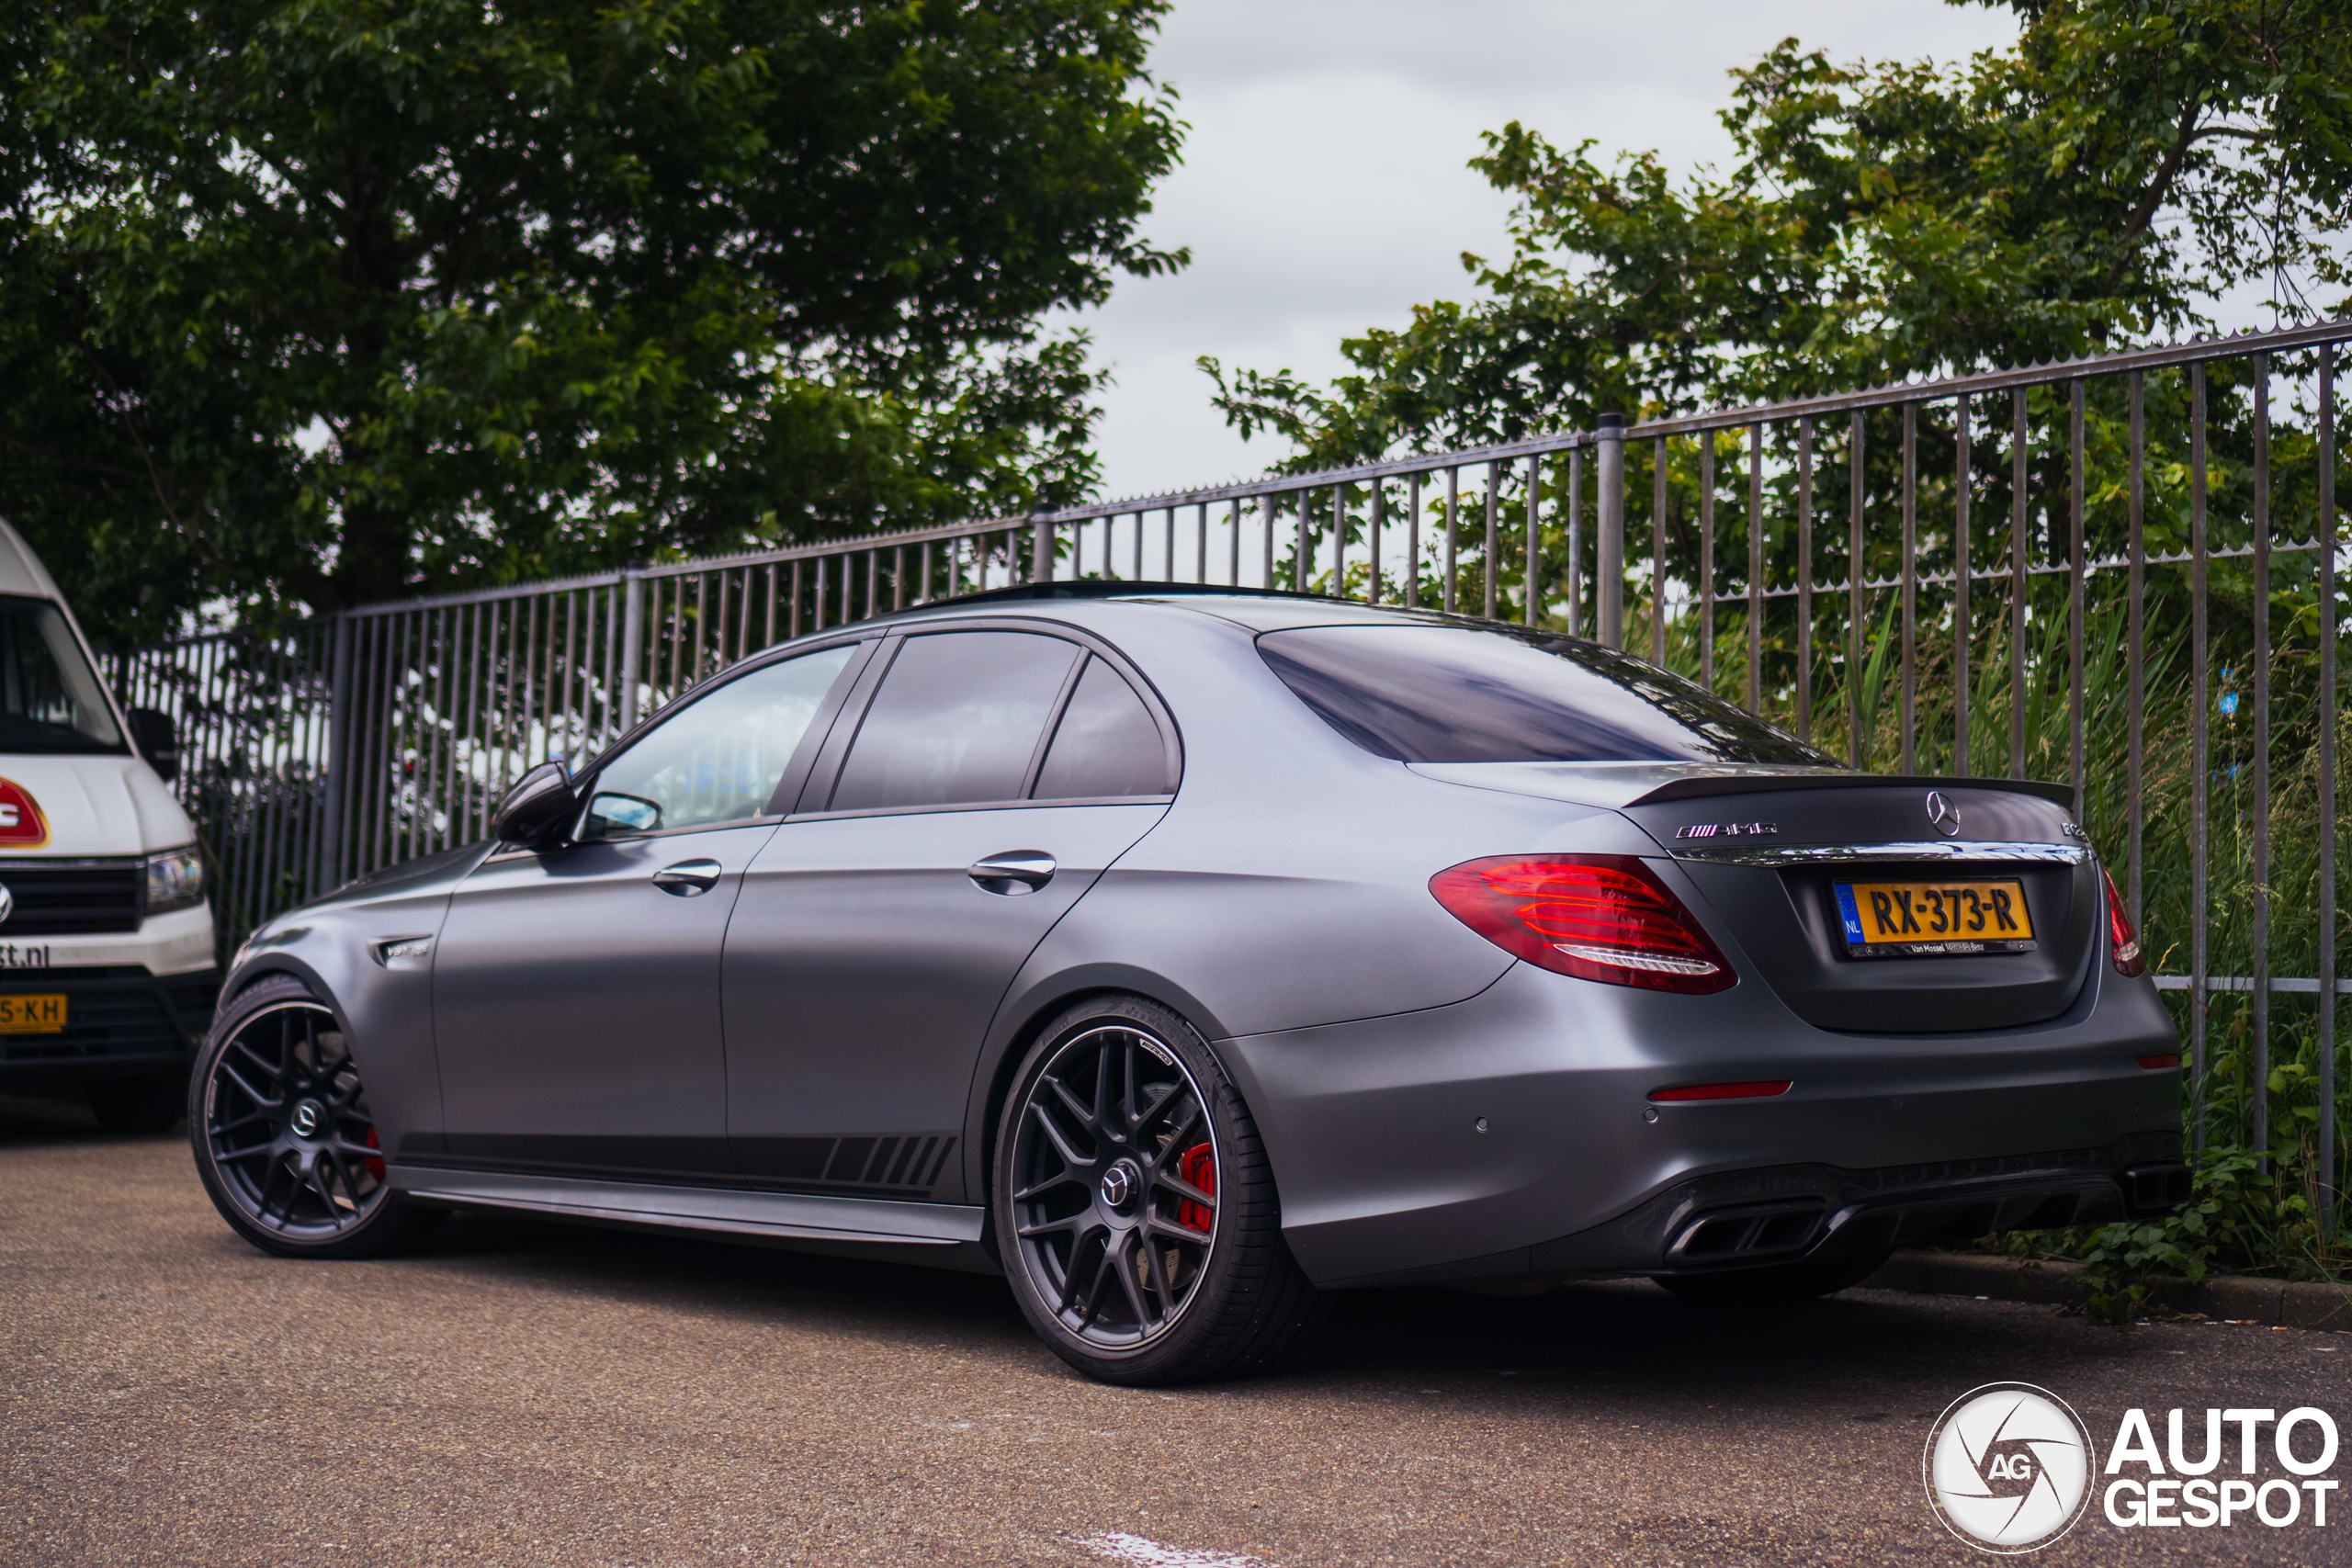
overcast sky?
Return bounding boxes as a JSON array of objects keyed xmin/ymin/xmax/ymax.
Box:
[{"xmin": 1070, "ymin": 0, "xmax": 2025, "ymax": 500}]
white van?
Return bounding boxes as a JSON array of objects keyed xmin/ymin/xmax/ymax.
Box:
[{"xmin": 0, "ymin": 521, "xmax": 215, "ymax": 1131}]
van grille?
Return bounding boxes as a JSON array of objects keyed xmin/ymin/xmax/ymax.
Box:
[
  {"xmin": 0, "ymin": 862, "xmax": 142, "ymax": 934},
  {"xmin": 0, "ymin": 966, "xmax": 216, "ymax": 1061}
]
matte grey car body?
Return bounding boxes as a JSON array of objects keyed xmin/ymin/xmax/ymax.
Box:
[{"xmin": 219, "ymin": 589, "xmax": 2185, "ymax": 1297}]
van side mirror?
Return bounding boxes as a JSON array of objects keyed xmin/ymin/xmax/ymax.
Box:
[
  {"xmin": 491, "ymin": 761, "xmax": 581, "ymax": 850},
  {"xmin": 128, "ymin": 707, "xmax": 180, "ymax": 784}
]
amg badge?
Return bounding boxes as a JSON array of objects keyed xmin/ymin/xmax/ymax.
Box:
[{"xmin": 1675, "ymin": 821, "xmax": 1778, "ymax": 840}]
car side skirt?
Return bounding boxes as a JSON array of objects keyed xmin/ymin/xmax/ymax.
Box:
[{"xmin": 386, "ymin": 1166, "xmax": 1001, "ymax": 1274}]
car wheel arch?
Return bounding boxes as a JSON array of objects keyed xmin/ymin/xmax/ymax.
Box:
[
  {"xmin": 219, "ymin": 959, "xmax": 348, "ymax": 1037},
  {"xmin": 963, "ymin": 970, "xmax": 1251, "ymax": 1219},
  {"xmin": 210, "ymin": 957, "xmax": 447, "ymax": 1156}
]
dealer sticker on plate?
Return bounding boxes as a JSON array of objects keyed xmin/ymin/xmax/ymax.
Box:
[{"xmin": 1834, "ymin": 879, "xmax": 2036, "ymax": 958}]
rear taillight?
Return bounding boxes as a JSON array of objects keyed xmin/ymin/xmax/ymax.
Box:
[
  {"xmin": 1429, "ymin": 854, "xmax": 1736, "ymax": 994},
  {"xmin": 2101, "ymin": 865, "xmax": 2146, "ymax": 977}
]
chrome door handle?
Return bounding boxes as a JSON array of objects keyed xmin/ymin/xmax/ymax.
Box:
[
  {"xmin": 968, "ymin": 851, "xmax": 1056, "ymax": 896},
  {"xmin": 651, "ymin": 859, "xmax": 724, "ymax": 897}
]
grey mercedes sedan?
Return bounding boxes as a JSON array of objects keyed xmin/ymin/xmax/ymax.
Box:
[{"xmin": 192, "ymin": 586, "xmax": 2186, "ymax": 1384}]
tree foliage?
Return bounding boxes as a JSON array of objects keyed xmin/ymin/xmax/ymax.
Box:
[
  {"xmin": 0, "ymin": 0, "xmax": 1185, "ymax": 639},
  {"xmin": 1205, "ymin": 0, "xmax": 2352, "ymax": 469}
]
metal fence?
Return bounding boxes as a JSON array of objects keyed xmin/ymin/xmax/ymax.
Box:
[{"xmin": 116, "ymin": 317, "xmax": 2346, "ymax": 1208}]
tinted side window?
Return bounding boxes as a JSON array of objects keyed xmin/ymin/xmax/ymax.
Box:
[
  {"xmin": 830, "ymin": 632, "xmax": 1080, "ymax": 811},
  {"xmin": 1256, "ymin": 624, "xmax": 1829, "ymax": 766},
  {"xmin": 582, "ymin": 644, "xmax": 857, "ymax": 838},
  {"xmin": 1034, "ymin": 657, "xmax": 1172, "ymax": 799}
]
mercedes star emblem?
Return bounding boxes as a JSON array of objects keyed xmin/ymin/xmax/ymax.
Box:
[{"xmin": 1925, "ymin": 791, "xmax": 1962, "ymax": 837}]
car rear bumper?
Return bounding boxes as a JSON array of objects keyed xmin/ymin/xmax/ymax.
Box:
[
  {"xmin": 0, "ymin": 966, "xmax": 220, "ymax": 1087},
  {"xmin": 1524, "ymin": 1134, "xmax": 2184, "ymax": 1281},
  {"xmin": 1216, "ymin": 957, "xmax": 2183, "ymax": 1289}
]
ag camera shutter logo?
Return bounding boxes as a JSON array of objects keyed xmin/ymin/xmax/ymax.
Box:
[{"xmin": 1923, "ymin": 1382, "xmax": 2096, "ymax": 1552}]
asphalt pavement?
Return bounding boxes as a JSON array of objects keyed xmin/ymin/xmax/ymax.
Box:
[{"xmin": 4, "ymin": 1089, "xmax": 2346, "ymax": 1567}]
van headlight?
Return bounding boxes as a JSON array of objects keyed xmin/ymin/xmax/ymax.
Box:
[{"xmin": 143, "ymin": 846, "xmax": 207, "ymax": 916}]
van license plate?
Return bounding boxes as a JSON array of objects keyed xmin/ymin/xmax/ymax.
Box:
[
  {"xmin": 0, "ymin": 994, "xmax": 67, "ymax": 1032},
  {"xmin": 1835, "ymin": 880, "xmax": 2035, "ymax": 958}
]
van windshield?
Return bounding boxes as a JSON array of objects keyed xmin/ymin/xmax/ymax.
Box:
[{"xmin": 0, "ymin": 597, "xmax": 125, "ymax": 753}]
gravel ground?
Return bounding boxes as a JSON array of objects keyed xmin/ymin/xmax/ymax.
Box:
[{"xmin": 4, "ymin": 1089, "xmax": 2346, "ymax": 1567}]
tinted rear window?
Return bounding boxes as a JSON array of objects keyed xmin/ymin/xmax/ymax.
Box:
[
  {"xmin": 1034, "ymin": 657, "xmax": 1172, "ymax": 799},
  {"xmin": 1256, "ymin": 624, "xmax": 1830, "ymax": 766}
]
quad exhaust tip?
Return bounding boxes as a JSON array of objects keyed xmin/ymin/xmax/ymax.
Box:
[
  {"xmin": 2124, "ymin": 1163, "xmax": 2193, "ymax": 1213},
  {"xmin": 1667, "ymin": 1200, "xmax": 1827, "ymax": 1264},
  {"xmin": 1666, "ymin": 1169, "xmax": 2177, "ymax": 1269}
]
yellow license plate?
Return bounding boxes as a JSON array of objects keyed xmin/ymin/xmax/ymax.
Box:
[
  {"xmin": 1835, "ymin": 879, "xmax": 2036, "ymax": 957},
  {"xmin": 0, "ymin": 993, "xmax": 66, "ymax": 1032}
]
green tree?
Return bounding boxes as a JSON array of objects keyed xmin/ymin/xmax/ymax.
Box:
[
  {"xmin": 1204, "ymin": 0, "xmax": 2352, "ymax": 466},
  {"xmin": 0, "ymin": 0, "xmax": 1186, "ymax": 641}
]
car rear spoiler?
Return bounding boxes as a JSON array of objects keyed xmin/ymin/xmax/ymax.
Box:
[{"xmin": 1627, "ymin": 773, "xmax": 2077, "ymax": 812}]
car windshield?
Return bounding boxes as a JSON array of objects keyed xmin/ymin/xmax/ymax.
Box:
[
  {"xmin": 0, "ymin": 596, "xmax": 124, "ymax": 753},
  {"xmin": 1256, "ymin": 623, "xmax": 1831, "ymax": 766}
]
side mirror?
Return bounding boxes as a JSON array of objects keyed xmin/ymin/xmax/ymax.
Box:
[
  {"xmin": 491, "ymin": 761, "xmax": 580, "ymax": 850},
  {"xmin": 127, "ymin": 706, "xmax": 180, "ymax": 784},
  {"xmin": 582, "ymin": 791, "xmax": 662, "ymax": 840}
]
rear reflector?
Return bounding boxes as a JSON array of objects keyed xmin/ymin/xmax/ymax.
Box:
[
  {"xmin": 2102, "ymin": 865, "xmax": 2147, "ymax": 977},
  {"xmin": 1428, "ymin": 854, "xmax": 1736, "ymax": 994},
  {"xmin": 2137, "ymin": 1054, "xmax": 2180, "ymax": 1071},
  {"xmin": 1648, "ymin": 1080, "xmax": 1793, "ymax": 1102}
]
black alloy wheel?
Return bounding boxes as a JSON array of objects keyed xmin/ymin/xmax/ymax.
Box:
[
  {"xmin": 1011, "ymin": 1021, "xmax": 1220, "ymax": 1347},
  {"xmin": 190, "ymin": 975, "xmax": 443, "ymax": 1259},
  {"xmin": 995, "ymin": 994, "xmax": 1324, "ymax": 1385}
]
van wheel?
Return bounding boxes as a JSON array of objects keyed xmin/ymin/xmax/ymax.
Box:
[{"xmin": 87, "ymin": 1071, "xmax": 188, "ymax": 1134}]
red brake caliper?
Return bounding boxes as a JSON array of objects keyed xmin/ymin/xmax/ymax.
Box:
[
  {"xmin": 1178, "ymin": 1143, "xmax": 1216, "ymax": 1232},
  {"xmin": 363, "ymin": 1127, "xmax": 385, "ymax": 1184}
]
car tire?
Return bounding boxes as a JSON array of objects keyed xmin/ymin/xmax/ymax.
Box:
[
  {"xmin": 993, "ymin": 993, "xmax": 1326, "ymax": 1385},
  {"xmin": 1654, "ymin": 1247, "xmax": 1894, "ymax": 1307},
  {"xmin": 86, "ymin": 1070, "xmax": 189, "ymax": 1134},
  {"xmin": 189, "ymin": 974, "xmax": 446, "ymax": 1260}
]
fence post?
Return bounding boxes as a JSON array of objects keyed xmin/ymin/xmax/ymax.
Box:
[
  {"xmin": 617, "ymin": 569, "xmax": 645, "ymax": 734},
  {"xmin": 1031, "ymin": 513, "xmax": 1053, "ymax": 583},
  {"xmin": 1566, "ymin": 448, "xmax": 1583, "ymax": 639},
  {"xmin": 318, "ymin": 613, "xmax": 352, "ymax": 896},
  {"xmin": 2318, "ymin": 340, "xmax": 2337, "ymax": 1236},
  {"xmin": 1595, "ymin": 413, "xmax": 1627, "ymax": 649}
]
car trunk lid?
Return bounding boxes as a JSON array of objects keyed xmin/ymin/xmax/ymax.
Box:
[
  {"xmin": 1408, "ymin": 763, "xmax": 2097, "ymax": 1033},
  {"xmin": 1621, "ymin": 775, "xmax": 2094, "ymax": 1032}
]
